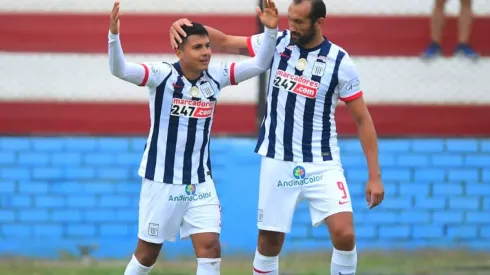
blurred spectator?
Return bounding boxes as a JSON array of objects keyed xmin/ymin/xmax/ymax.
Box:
[{"xmin": 422, "ymin": 0, "xmax": 479, "ymax": 59}]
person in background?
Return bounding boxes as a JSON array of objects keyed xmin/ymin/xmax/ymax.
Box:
[{"xmin": 422, "ymin": 0, "xmax": 479, "ymax": 59}]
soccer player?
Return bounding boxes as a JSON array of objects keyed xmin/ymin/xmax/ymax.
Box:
[
  {"xmin": 169, "ymin": 0, "xmax": 384, "ymax": 274},
  {"xmin": 108, "ymin": 1, "xmax": 279, "ymax": 274}
]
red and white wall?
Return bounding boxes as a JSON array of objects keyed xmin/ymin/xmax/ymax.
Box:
[{"xmin": 1, "ymin": 0, "xmax": 489, "ymax": 136}]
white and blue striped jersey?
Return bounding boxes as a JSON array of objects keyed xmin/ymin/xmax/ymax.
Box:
[
  {"xmin": 247, "ymin": 30, "xmax": 363, "ymax": 164},
  {"xmin": 108, "ymin": 27, "xmax": 278, "ymax": 184},
  {"xmin": 136, "ymin": 62, "xmax": 235, "ymax": 184}
]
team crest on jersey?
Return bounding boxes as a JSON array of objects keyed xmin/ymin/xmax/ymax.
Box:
[
  {"xmin": 199, "ymin": 81, "xmax": 215, "ymax": 98},
  {"xmin": 171, "ymin": 98, "xmax": 215, "ymax": 118},
  {"xmin": 273, "ymin": 70, "xmax": 320, "ymax": 98},
  {"xmin": 311, "ymin": 61, "xmax": 327, "ymax": 76}
]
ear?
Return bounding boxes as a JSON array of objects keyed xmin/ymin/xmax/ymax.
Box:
[
  {"xmin": 315, "ymin": 17, "xmax": 325, "ymax": 28},
  {"xmin": 175, "ymin": 47, "xmax": 184, "ymax": 59}
]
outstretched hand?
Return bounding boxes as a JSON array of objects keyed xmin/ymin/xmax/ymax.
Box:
[
  {"xmin": 109, "ymin": 1, "xmax": 121, "ymax": 34},
  {"xmin": 256, "ymin": 0, "xmax": 279, "ymax": 29}
]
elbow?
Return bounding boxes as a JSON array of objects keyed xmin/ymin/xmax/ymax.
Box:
[
  {"xmin": 109, "ymin": 65, "xmax": 125, "ymax": 79},
  {"xmin": 257, "ymin": 58, "xmax": 272, "ymax": 72}
]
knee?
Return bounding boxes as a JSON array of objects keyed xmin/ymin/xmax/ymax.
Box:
[
  {"xmin": 257, "ymin": 230, "xmax": 284, "ymax": 256},
  {"xmin": 195, "ymin": 239, "xmax": 221, "ymax": 258},
  {"xmin": 330, "ymin": 226, "xmax": 356, "ymax": 250},
  {"xmin": 134, "ymin": 250, "xmax": 159, "ymax": 267}
]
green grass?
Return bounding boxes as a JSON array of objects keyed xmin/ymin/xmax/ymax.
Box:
[{"xmin": 1, "ymin": 250, "xmax": 490, "ymax": 275}]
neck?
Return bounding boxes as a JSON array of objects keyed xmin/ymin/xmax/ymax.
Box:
[
  {"xmin": 180, "ymin": 62, "xmax": 202, "ymax": 81},
  {"xmin": 300, "ymin": 31, "xmax": 325, "ymax": 49}
]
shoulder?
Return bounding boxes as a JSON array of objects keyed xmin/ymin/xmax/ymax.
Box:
[
  {"xmin": 144, "ymin": 61, "xmax": 174, "ymax": 76},
  {"xmin": 207, "ymin": 62, "xmax": 231, "ymax": 78}
]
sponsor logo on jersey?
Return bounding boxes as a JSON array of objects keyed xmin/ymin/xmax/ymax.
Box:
[
  {"xmin": 171, "ymin": 98, "xmax": 215, "ymax": 118},
  {"xmin": 273, "ymin": 70, "xmax": 320, "ymax": 98},
  {"xmin": 277, "ymin": 166, "xmax": 323, "ymax": 187},
  {"xmin": 344, "ymin": 77, "xmax": 360, "ymax": 92}
]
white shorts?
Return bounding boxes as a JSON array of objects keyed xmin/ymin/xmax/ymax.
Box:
[
  {"xmin": 138, "ymin": 178, "xmax": 221, "ymax": 244},
  {"xmin": 258, "ymin": 157, "xmax": 353, "ymax": 233}
]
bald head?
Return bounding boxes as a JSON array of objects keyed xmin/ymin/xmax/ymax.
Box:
[{"xmin": 292, "ymin": 0, "xmax": 326, "ymax": 22}]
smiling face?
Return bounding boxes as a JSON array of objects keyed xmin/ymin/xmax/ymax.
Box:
[
  {"xmin": 176, "ymin": 34, "xmax": 212, "ymax": 71},
  {"xmin": 175, "ymin": 22, "xmax": 212, "ymax": 72}
]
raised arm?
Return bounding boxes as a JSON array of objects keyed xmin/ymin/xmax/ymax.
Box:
[
  {"xmin": 205, "ymin": 0, "xmax": 278, "ymax": 88},
  {"xmin": 232, "ymin": 26, "xmax": 277, "ymax": 83},
  {"xmin": 205, "ymin": 26, "xmax": 250, "ymax": 56},
  {"xmin": 108, "ymin": 1, "xmax": 171, "ymax": 87}
]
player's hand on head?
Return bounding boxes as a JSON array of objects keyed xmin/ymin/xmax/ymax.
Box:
[
  {"xmin": 257, "ymin": 0, "xmax": 279, "ymax": 29},
  {"xmin": 366, "ymin": 177, "xmax": 384, "ymax": 209},
  {"xmin": 109, "ymin": 0, "xmax": 121, "ymax": 34},
  {"xmin": 170, "ymin": 18, "xmax": 193, "ymax": 49}
]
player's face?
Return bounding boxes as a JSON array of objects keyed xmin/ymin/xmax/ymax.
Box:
[
  {"xmin": 287, "ymin": 2, "xmax": 317, "ymax": 46},
  {"xmin": 178, "ymin": 35, "xmax": 212, "ymax": 71}
]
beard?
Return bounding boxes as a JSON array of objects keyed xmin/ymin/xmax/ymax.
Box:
[{"xmin": 290, "ymin": 25, "xmax": 316, "ymax": 46}]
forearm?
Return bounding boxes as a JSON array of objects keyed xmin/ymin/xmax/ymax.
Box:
[
  {"xmin": 108, "ymin": 32, "xmax": 146, "ymax": 85},
  {"xmin": 233, "ymin": 26, "xmax": 277, "ymax": 83},
  {"xmin": 205, "ymin": 26, "xmax": 249, "ymax": 55},
  {"xmin": 356, "ymin": 115, "xmax": 381, "ymax": 179}
]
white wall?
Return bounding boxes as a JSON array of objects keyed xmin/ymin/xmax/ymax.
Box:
[
  {"xmin": 1, "ymin": 53, "xmax": 488, "ymax": 104},
  {"xmin": 1, "ymin": 0, "xmax": 490, "ymax": 15}
]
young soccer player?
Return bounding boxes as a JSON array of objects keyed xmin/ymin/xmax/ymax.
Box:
[{"xmin": 108, "ymin": 1, "xmax": 279, "ymax": 274}]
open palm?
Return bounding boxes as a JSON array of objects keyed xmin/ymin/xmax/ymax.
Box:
[{"xmin": 257, "ymin": 0, "xmax": 279, "ymax": 29}]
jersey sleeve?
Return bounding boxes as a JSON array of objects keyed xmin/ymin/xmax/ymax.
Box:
[
  {"xmin": 207, "ymin": 62, "xmax": 237, "ymax": 89},
  {"xmin": 108, "ymin": 31, "xmax": 172, "ymax": 88},
  {"xmin": 139, "ymin": 62, "xmax": 173, "ymax": 87},
  {"xmin": 208, "ymin": 27, "xmax": 278, "ymax": 88},
  {"xmin": 246, "ymin": 31, "xmax": 284, "ymax": 57},
  {"xmin": 337, "ymin": 55, "xmax": 363, "ymax": 102}
]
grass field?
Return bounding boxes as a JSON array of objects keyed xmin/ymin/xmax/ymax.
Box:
[{"xmin": 2, "ymin": 250, "xmax": 490, "ymax": 275}]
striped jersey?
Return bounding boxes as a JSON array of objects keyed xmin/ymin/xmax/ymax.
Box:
[
  {"xmin": 137, "ymin": 61, "xmax": 237, "ymax": 184},
  {"xmin": 247, "ymin": 30, "xmax": 363, "ymax": 164}
]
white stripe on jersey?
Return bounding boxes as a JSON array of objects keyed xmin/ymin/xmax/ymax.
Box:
[
  {"xmin": 108, "ymin": 28, "xmax": 279, "ymax": 184},
  {"xmin": 252, "ymin": 30, "xmax": 364, "ymax": 164},
  {"xmin": 138, "ymin": 62, "xmax": 230, "ymax": 184}
]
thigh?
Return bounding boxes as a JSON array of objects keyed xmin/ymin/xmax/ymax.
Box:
[
  {"xmin": 180, "ymin": 181, "xmax": 221, "ymax": 239},
  {"xmin": 258, "ymin": 157, "xmax": 302, "ymax": 233},
  {"xmin": 138, "ymin": 178, "xmax": 187, "ymax": 244},
  {"xmin": 303, "ymin": 168, "xmax": 353, "ymax": 227}
]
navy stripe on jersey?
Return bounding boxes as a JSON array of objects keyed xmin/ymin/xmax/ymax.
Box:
[
  {"xmin": 254, "ymin": 61, "xmax": 273, "ymax": 152},
  {"xmin": 277, "ymin": 30, "xmax": 288, "ymax": 46},
  {"xmin": 205, "ymin": 71, "xmax": 220, "ymax": 90},
  {"xmin": 266, "ymin": 47, "xmax": 292, "ymax": 158},
  {"xmin": 302, "ymin": 41, "xmax": 332, "ymax": 162},
  {"xmin": 197, "ymin": 102, "xmax": 212, "ymax": 182},
  {"xmin": 204, "ymin": 97, "xmax": 216, "ymax": 180},
  {"xmin": 255, "ymin": 31, "xmax": 288, "ymax": 154},
  {"xmin": 283, "ymin": 48, "xmax": 308, "ymax": 161},
  {"xmin": 182, "ymin": 95, "xmax": 201, "ymax": 184},
  {"xmin": 163, "ymin": 76, "xmax": 185, "ymax": 183},
  {"xmin": 321, "ymin": 51, "xmax": 345, "ymax": 161},
  {"xmin": 144, "ymin": 70, "xmax": 173, "ymax": 180}
]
